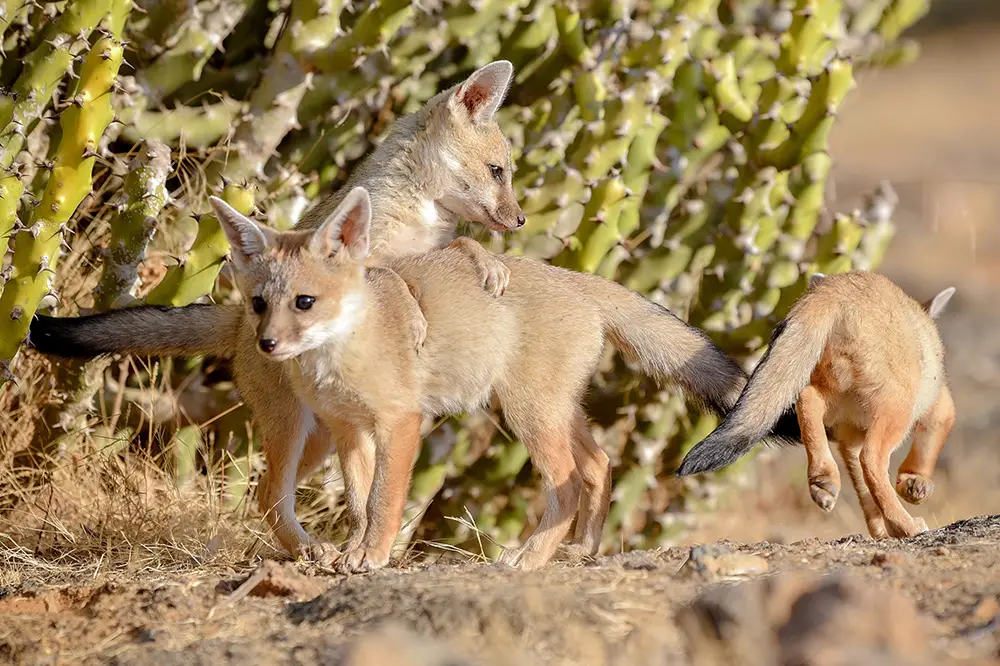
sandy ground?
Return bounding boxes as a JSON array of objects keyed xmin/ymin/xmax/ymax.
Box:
[{"xmin": 3, "ymin": 15, "xmax": 1000, "ymax": 666}]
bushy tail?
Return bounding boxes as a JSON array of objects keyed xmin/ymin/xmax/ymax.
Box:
[
  {"xmin": 28, "ymin": 303, "xmax": 242, "ymax": 359},
  {"xmin": 581, "ymin": 275, "xmax": 799, "ymax": 447},
  {"xmin": 676, "ymin": 300, "xmax": 839, "ymax": 475}
]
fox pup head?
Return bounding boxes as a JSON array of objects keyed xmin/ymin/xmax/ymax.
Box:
[
  {"xmin": 431, "ymin": 60, "xmax": 525, "ymax": 232},
  {"xmin": 210, "ymin": 188, "xmax": 372, "ymax": 361}
]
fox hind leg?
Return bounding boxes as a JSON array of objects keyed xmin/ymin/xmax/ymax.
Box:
[
  {"xmin": 896, "ymin": 384, "xmax": 955, "ymax": 505},
  {"xmin": 860, "ymin": 415, "xmax": 928, "ymax": 539},
  {"xmin": 495, "ymin": 404, "xmax": 582, "ymax": 570},
  {"xmin": 837, "ymin": 426, "xmax": 887, "ymax": 539},
  {"xmin": 567, "ymin": 409, "xmax": 612, "ymax": 560},
  {"xmin": 797, "ymin": 385, "xmax": 841, "ymax": 512}
]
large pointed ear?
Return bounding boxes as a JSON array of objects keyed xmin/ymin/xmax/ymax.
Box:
[
  {"xmin": 209, "ymin": 196, "xmax": 273, "ymax": 270},
  {"xmin": 448, "ymin": 60, "xmax": 513, "ymax": 125},
  {"xmin": 922, "ymin": 286, "xmax": 955, "ymax": 320},
  {"xmin": 310, "ymin": 186, "xmax": 372, "ymax": 261}
]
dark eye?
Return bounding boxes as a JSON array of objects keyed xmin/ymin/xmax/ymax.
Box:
[
  {"xmin": 295, "ymin": 295, "xmax": 315, "ymax": 311},
  {"xmin": 251, "ymin": 296, "xmax": 266, "ymax": 314},
  {"xmin": 488, "ymin": 164, "xmax": 503, "ymax": 182}
]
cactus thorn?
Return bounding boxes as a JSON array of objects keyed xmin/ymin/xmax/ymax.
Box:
[{"xmin": 0, "ymin": 360, "xmax": 16, "ymax": 385}]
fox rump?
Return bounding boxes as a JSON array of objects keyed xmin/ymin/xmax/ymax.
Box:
[{"xmin": 677, "ymin": 270, "xmax": 956, "ymax": 540}]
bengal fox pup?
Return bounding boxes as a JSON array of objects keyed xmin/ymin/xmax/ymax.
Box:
[
  {"xmin": 677, "ymin": 270, "xmax": 956, "ymax": 539},
  {"xmin": 30, "ymin": 187, "xmax": 801, "ymax": 571},
  {"xmin": 30, "ymin": 58, "xmax": 528, "ymax": 561}
]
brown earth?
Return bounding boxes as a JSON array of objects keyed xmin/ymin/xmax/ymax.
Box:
[{"xmin": 3, "ymin": 12, "xmax": 1000, "ymax": 666}]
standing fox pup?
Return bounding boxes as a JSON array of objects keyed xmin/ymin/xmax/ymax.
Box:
[
  {"xmin": 31, "ymin": 187, "xmax": 801, "ymax": 571},
  {"xmin": 677, "ymin": 270, "xmax": 956, "ymax": 539}
]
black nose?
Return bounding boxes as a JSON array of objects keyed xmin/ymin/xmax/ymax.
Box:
[
  {"xmin": 515, "ymin": 214, "xmax": 526, "ymax": 228},
  {"xmin": 259, "ymin": 338, "xmax": 277, "ymax": 353}
]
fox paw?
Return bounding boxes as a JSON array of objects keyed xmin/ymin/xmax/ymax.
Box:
[
  {"xmin": 553, "ymin": 543, "xmax": 595, "ymax": 566},
  {"xmin": 297, "ymin": 541, "xmax": 340, "ymax": 567},
  {"xmin": 496, "ymin": 545, "xmax": 550, "ymax": 570},
  {"xmin": 496, "ymin": 546, "xmax": 523, "ymax": 568},
  {"xmin": 809, "ymin": 479, "xmax": 840, "ymax": 513},
  {"xmin": 866, "ymin": 518, "xmax": 889, "ymax": 540},
  {"xmin": 410, "ymin": 312, "xmax": 428, "ymax": 352},
  {"xmin": 336, "ymin": 546, "xmax": 388, "ymax": 574},
  {"xmin": 896, "ymin": 472, "xmax": 935, "ymax": 505},
  {"xmin": 477, "ymin": 258, "xmax": 510, "ymax": 297}
]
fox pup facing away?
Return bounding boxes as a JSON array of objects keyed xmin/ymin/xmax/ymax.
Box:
[
  {"xmin": 677, "ymin": 270, "xmax": 956, "ymax": 539},
  {"xmin": 31, "ymin": 187, "xmax": 801, "ymax": 571}
]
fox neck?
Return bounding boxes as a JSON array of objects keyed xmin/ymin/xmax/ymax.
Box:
[{"xmin": 349, "ymin": 113, "xmax": 466, "ymax": 257}]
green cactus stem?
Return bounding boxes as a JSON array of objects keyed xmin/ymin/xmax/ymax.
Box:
[
  {"xmin": 144, "ymin": 182, "xmax": 254, "ymax": 307},
  {"xmin": 94, "ymin": 138, "xmax": 172, "ymax": 310},
  {"xmin": 119, "ymin": 96, "xmax": 242, "ymax": 149},
  {"xmin": 0, "ymin": 32, "xmax": 126, "ymax": 376},
  {"xmin": 134, "ymin": 0, "xmax": 253, "ymax": 104},
  {"xmin": 204, "ymin": 0, "xmax": 346, "ymax": 184},
  {"xmin": 0, "ymin": 168, "xmax": 23, "ymax": 258},
  {"xmin": 0, "ymin": 0, "xmax": 112, "ymax": 170},
  {"xmin": 305, "ymin": 0, "xmax": 411, "ymax": 74}
]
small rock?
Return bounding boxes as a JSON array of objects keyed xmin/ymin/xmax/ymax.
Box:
[
  {"xmin": 225, "ymin": 560, "xmax": 324, "ymax": 602},
  {"xmin": 680, "ymin": 544, "xmax": 769, "ymax": 581},
  {"xmin": 933, "ymin": 546, "xmax": 951, "ymax": 557},
  {"xmin": 973, "ymin": 596, "xmax": 1000, "ymax": 623},
  {"xmin": 871, "ymin": 551, "xmax": 908, "ymax": 568}
]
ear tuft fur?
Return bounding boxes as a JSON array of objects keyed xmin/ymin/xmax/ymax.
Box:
[
  {"xmin": 311, "ymin": 186, "xmax": 372, "ymax": 260},
  {"xmin": 450, "ymin": 60, "xmax": 514, "ymax": 124},
  {"xmin": 209, "ymin": 196, "xmax": 270, "ymax": 269}
]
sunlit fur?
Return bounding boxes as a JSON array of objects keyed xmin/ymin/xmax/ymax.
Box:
[
  {"xmin": 678, "ymin": 271, "xmax": 956, "ymax": 541},
  {"xmin": 294, "ymin": 60, "xmax": 524, "ymax": 254}
]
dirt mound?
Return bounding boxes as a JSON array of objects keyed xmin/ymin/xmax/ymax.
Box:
[{"xmin": 0, "ymin": 515, "xmax": 998, "ymax": 666}]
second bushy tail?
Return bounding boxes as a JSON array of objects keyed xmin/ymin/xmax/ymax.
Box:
[{"xmin": 676, "ymin": 301, "xmax": 839, "ymax": 475}]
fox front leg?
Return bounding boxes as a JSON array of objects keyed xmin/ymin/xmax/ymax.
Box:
[
  {"xmin": 337, "ymin": 413, "xmax": 422, "ymax": 574},
  {"xmin": 369, "ymin": 266, "xmax": 427, "ymax": 352},
  {"xmin": 449, "ymin": 236, "xmax": 510, "ymax": 297},
  {"xmin": 402, "ymin": 280, "xmax": 427, "ymax": 352}
]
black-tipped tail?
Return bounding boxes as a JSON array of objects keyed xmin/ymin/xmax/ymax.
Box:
[
  {"xmin": 28, "ymin": 303, "xmax": 239, "ymax": 359},
  {"xmin": 677, "ymin": 406, "xmax": 801, "ymax": 476}
]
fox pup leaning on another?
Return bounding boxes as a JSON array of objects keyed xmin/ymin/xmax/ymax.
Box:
[
  {"xmin": 30, "ymin": 187, "xmax": 802, "ymax": 572},
  {"xmin": 29, "ymin": 59, "xmax": 528, "ymax": 562},
  {"xmin": 677, "ymin": 270, "xmax": 956, "ymax": 539}
]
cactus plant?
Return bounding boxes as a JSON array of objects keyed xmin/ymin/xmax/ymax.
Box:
[
  {"xmin": 0, "ymin": 0, "xmax": 931, "ymax": 559},
  {"xmin": 0, "ymin": 5, "xmax": 128, "ymax": 373}
]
